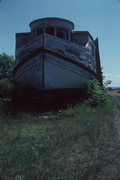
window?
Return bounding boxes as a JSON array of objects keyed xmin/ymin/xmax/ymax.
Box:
[
  {"xmin": 32, "ymin": 29, "xmax": 36, "ymax": 39},
  {"xmin": 46, "ymin": 27, "xmax": 55, "ymax": 35},
  {"xmin": 57, "ymin": 28, "xmax": 65, "ymax": 39},
  {"xmin": 37, "ymin": 28, "xmax": 43, "ymax": 36},
  {"xmin": 66, "ymin": 30, "xmax": 69, "ymax": 40}
]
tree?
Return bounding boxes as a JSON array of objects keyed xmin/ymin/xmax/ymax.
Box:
[
  {"xmin": 0, "ymin": 53, "xmax": 15, "ymax": 79},
  {"xmin": 0, "ymin": 53, "xmax": 15, "ymax": 97}
]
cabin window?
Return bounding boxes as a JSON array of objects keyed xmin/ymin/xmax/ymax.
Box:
[
  {"xmin": 66, "ymin": 30, "xmax": 69, "ymax": 40},
  {"xmin": 57, "ymin": 28, "xmax": 65, "ymax": 39},
  {"xmin": 32, "ymin": 29, "xmax": 36, "ymax": 39},
  {"xmin": 37, "ymin": 28, "xmax": 43, "ymax": 36},
  {"xmin": 46, "ymin": 27, "xmax": 55, "ymax": 35}
]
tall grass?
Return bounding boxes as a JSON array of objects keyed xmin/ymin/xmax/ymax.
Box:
[{"xmin": 0, "ymin": 96, "xmax": 120, "ymax": 180}]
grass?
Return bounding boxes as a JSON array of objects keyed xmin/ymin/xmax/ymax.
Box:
[{"xmin": 0, "ymin": 96, "xmax": 120, "ymax": 180}]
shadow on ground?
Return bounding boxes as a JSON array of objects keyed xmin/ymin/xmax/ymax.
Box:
[{"xmin": 9, "ymin": 86, "xmax": 87, "ymax": 113}]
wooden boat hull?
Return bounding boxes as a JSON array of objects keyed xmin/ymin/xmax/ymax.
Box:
[{"xmin": 15, "ymin": 50, "xmax": 96, "ymax": 91}]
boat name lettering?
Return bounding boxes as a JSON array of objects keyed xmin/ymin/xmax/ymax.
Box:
[{"xmin": 65, "ymin": 48, "xmax": 80, "ymax": 56}]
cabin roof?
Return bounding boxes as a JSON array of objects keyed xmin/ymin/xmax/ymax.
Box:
[{"xmin": 29, "ymin": 17, "xmax": 74, "ymax": 28}]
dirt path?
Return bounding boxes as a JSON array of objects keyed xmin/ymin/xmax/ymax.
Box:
[{"xmin": 109, "ymin": 91, "xmax": 120, "ymax": 141}]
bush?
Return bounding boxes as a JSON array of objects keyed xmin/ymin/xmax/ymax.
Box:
[
  {"xmin": 0, "ymin": 53, "xmax": 15, "ymax": 114},
  {"xmin": 0, "ymin": 53, "xmax": 15, "ymax": 98},
  {"xmin": 118, "ymin": 89, "xmax": 120, "ymax": 94},
  {"xmin": 0, "ymin": 78, "xmax": 14, "ymax": 97},
  {"xmin": 87, "ymin": 80, "xmax": 107, "ymax": 106},
  {"xmin": 0, "ymin": 53, "xmax": 14, "ymax": 78}
]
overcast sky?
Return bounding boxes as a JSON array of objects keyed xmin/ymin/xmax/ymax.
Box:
[{"xmin": 0, "ymin": 0, "xmax": 120, "ymax": 86}]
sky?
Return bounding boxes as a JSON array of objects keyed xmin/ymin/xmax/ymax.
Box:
[{"xmin": 0, "ymin": 0, "xmax": 120, "ymax": 86}]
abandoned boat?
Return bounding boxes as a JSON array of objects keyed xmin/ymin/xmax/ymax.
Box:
[{"xmin": 14, "ymin": 17, "xmax": 102, "ymax": 92}]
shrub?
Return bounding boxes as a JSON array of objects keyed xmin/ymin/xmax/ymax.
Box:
[
  {"xmin": 0, "ymin": 78, "xmax": 14, "ymax": 97},
  {"xmin": 87, "ymin": 80, "xmax": 107, "ymax": 106},
  {"xmin": 118, "ymin": 89, "xmax": 120, "ymax": 94},
  {"xmin": 0, "ymin": 53, "xmax": 14, "ymax": 78},
  {"xmin": 0, "ymin": 53, "xmax": 15, "ymax": 114},
  {"xmin": 0, "ymin": 53, "xmax": 15, "ymax": 98}
]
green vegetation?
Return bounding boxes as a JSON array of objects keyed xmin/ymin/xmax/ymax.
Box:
[
  {"xmin": 0, "ymin": 53, "xmax": 15, "ymax": 98},
  {"xmin": 0, "ymin": 53, "xmax": 119, "ymax": 179},
  {"xmin": 0, "ymin": 95, "xmax": 120, "ymax": 180},
  {"xmin": 118, "ymin": 89, "xmax": 120, "ymax": 94},
  {"xmin": 87, "ymin": 80, "xmax": 107, "ymax": 106}
]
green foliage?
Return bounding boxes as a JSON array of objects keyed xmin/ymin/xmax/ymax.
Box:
[
  {"xmin": 0, "ymin": 53, "xmax": 15, "ymax": 98},
  {"xmin": 87, "ymin": 80, "xmax": 107, "ymax": 106},
  {"xmin": 0, "ymin": 53, "xmax": 15, "ymax": 79},
  {"xmin": 118, "ymin": 89, "xmax": 120, "ymax": 94},
  {"xmin": 0, "ymin": 78, "xmax": 14, "ymax": 93},
  {"xmin": 0, "ymin": 96, "xmax": 119, "ymax": 180}
]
